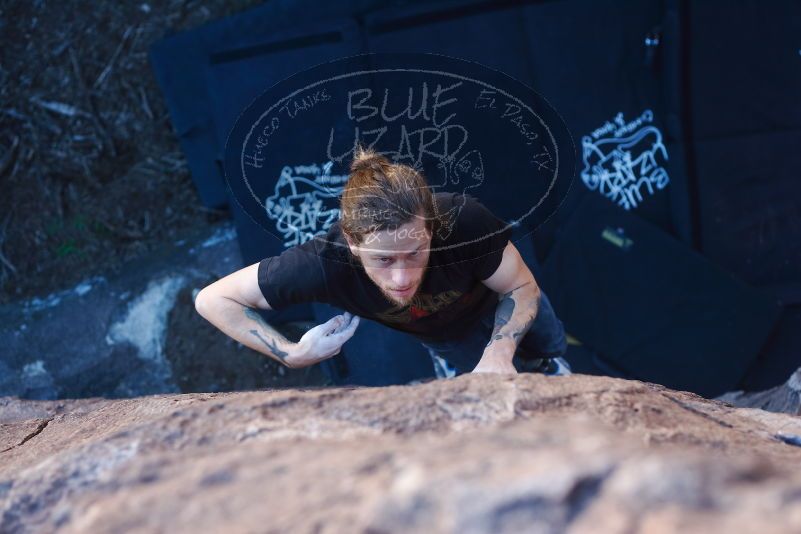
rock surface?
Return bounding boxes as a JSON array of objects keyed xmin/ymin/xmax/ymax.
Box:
[{"xmin": 3, "ymin": 374, "xmax": 801, "ymax": 533}]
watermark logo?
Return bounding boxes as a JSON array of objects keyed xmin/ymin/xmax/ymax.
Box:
[
  {"xmin": 224, "ymin": 53, "xmax": 574, "ymax": 261},
  {"xmin": 580, "ymin": 109, "xmax": 670, "ymax": 210}
]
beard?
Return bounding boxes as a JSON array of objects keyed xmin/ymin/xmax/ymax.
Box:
[
  {"xmin": 371, "ymin": 267, "xmax": 429, "ymax": 308},
  {"xmin": 349, "ymin": 249, "xmax": 430, "ymax": 308},
  {"xmin": 378, "ymin": 281, "xmax": 422, "ymax": 307}
]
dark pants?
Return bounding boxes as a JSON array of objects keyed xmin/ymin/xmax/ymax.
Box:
[{"xmin": 420, "ymin": 291, "xmax": 568, "ymax": 375}]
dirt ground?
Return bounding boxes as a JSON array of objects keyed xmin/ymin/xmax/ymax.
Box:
[
  {"xmin": 1, "ymin": 1, "xmax": 334, "ymax": 391},
  {"xmin": 0, "ymin": 0, "xmax": 265, "ymax": 303}
]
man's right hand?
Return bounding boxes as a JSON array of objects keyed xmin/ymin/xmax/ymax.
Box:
[{"xmin": 287, "ymin": 312, "xmax": 361, "ymax": 368}]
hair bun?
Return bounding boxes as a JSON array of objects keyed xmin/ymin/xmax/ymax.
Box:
[{"xmin": 350, "ymin": 144, "xmax": 391, "ymax": 174}]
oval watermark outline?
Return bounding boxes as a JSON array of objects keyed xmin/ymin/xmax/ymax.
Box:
[{"xmin": 226, "ymin": 52, "xmax": 574, "ymax": 256}]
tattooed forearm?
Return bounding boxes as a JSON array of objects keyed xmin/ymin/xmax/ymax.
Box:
[
  {"xmin": 249, "ymin": 329, "xmax": 289, "ymax": 361},
  {"xmin": 243, "ymin": 306, "xmax": 291, "ymax": 364},
  {"xmin": 195, "ymin": 288, "xmax": 301, "ymax": 367},
  {"xmin": 489, "ymin": 292, "xmax": 515, "ymax": 343},
  {"xmin": 244, "ymin": 306, "xmax": 271, "ymax": 328},
  {"xmin": 486, "ymin": 282, "xmax": 540, "ymax": 349}
]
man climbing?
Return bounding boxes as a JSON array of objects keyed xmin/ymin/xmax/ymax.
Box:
[{"xmin": 195, "ymin": 145, "xmax": 570, "ymax": 378}]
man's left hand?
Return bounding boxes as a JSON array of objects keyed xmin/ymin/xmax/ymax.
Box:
[
  {"xmin": 472, "ymin": 354, "xmax": 518, "ymax": 374},
  {"xmin": 472, "ymin": 338, "xmax": 518, "ymax": 374}
]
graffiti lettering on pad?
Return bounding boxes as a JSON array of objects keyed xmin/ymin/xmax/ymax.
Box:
[
  {"xmin": 265, "ymin": 162, "xmax": 347, "ymax": 248},
  {"xmin": 581, "ymin": 110, "xmax": 670, "ymax": 210}
]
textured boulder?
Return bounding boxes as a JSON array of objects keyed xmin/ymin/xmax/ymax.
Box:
[{"xmin": 3, "ymin": 374, "xmax": 801, "ymax": 533}]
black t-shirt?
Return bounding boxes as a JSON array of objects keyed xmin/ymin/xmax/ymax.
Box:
[{"xmin": 257, "ymin": 192, "xmax": 512, "ymax": 343}]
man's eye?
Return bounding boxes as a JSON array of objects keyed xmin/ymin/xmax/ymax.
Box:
[
  {"xmin": 378, "ymin": 258, "xmax": 391, "ymax": 264},
  {"xmin": 410, "ymin": 250, "xmax": 419, "ymax": 257}
]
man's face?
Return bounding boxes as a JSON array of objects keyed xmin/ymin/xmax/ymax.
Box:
[{"xmin": 347, "ymin": 216, "xmax": 432, "ymax": 307}]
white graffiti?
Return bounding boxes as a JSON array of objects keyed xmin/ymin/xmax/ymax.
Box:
[
  {"xmin": 265, "ymin": 162, "xmax": 347, "ymax": 248},
  {"xmin": 581, "ymin": 110, "xmax": 670, "ymax": 210}
]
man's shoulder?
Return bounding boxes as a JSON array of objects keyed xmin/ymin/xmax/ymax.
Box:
[
  {"xmin": 304, "ymin": 222, "xmax": 358, "ymax": 274},
  {"xmin": 433, "ymin": 190, "xmax": 495, "ymax": 217},
  {"xmin": 272, "ymin": 222, "xmax": 350, "ymax": 270},
  {"xmin": 432, "ymin": 190, "xmax": 458, "ymax": 209},
  {"xmin": 433, "ymin": 191, "xmax": 501, "ymax": 240}
]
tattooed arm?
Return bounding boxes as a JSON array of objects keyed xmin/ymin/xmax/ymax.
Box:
[
  {"xmin": 198, "ymin": 296, "xmax": 294, "ymax": 366},
  {"xmin": 473, "ymin": 242, "xmax": 541, "ymax": 374},
  {"xmin": 195, "ymin": 262, "xmax": 360, "ymax": 369}
]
